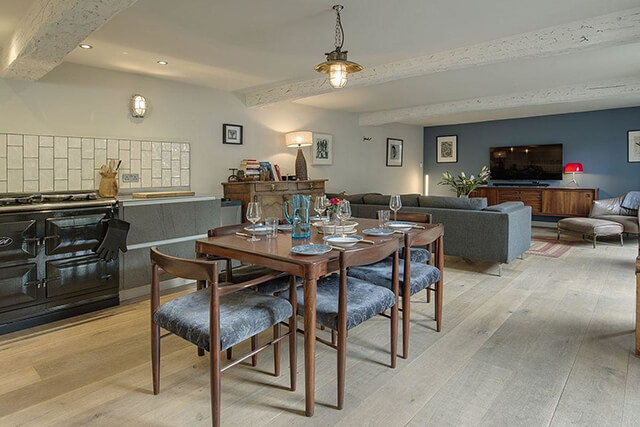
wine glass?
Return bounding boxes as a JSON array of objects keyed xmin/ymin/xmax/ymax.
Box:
[
  {"xmin": 389, "ymin": 195, "xmax": 402, "ymax": 221},
  {"xmin": 337, "ymin": 200, "xmax": 351, "ymax": 237},
  {"xmin": 246, "ymin": 202, "xmax": 262, "ymax": 242},
  {"xmin": 314, "ymin": 196, "xmax": 327, "ymax": 220}
]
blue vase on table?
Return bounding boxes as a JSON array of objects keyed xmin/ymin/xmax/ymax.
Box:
[{"xmin": 283, "ymin": 194, "xmax": 311, "ymax": 239}]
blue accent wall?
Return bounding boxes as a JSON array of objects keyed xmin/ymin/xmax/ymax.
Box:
[{"xmin": 423, "ymin": 107, "xmax": 640, "ymax": 199}]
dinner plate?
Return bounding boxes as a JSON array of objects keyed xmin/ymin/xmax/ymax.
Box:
[
  {"xmin": 323, "ymin": 234, "xmax": 363, "ymax": 248},
  {"xmin": 244, "ymin": 224, "xmax": 270, "ymax": 235},
  {"xmin": 362, "ymin": 228, "xmax": 395, "ymax": 236},
  {"xmin": 317, "ymin": 228, "xmax": 357, "ymax": 235},
  {"xmin": 384, "ymin": 221, "xmax": 416, "ymax": 232},
  {"xmin": 313, "ymin": 220, "xmax": 358, "ymax": 232},
  {"xmin": 291, "ymin": 244, "xmax": 332, "ymax": 256}
]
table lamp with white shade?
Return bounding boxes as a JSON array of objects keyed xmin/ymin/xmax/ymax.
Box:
[{"xmin": 285, "ymin": 131, "xmax": 313, "ymax": 181}]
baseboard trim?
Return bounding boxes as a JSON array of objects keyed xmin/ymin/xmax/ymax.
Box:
[{"xmin": 119, "ymin": 277, "xmax": 195, "ymax": 301}]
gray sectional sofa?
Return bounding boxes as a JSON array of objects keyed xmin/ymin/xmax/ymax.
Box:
[{"xmin": 329, "ymin": 193, "xmax": 532, "ymax": 267}]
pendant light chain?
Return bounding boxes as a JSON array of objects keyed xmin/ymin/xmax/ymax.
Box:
[{"xmin": 334, "ymin": 7, "xmax": 344, "ymax": 50}]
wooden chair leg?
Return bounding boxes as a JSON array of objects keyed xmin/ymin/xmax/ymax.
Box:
[
  {"xmin": 331, "ymin": 329, "xmax": 337, "ymax": 346},
  {"xmin": 226, "ymin": 348, "xmax": 232, "ymax": 360},
  {"xmin": 197, "ymin": 279, "xmax": 206, "ymax": 357},
  {"xmin": 151, "ymin": 321, "xmax": 160, "ymax": 394},
  {"xmin": 402, "ymin": 295, "xmax": 411, "ymax": 359},
  {"xmin": 391, "ymin": 300, "xmax": 398, "ymax": 369},
  {"xmin": 426, "ymin": 288, "xmax": 431, "ymax": 303},
  {"xmin": 337, "ymin": 328, "xmax": 347, "ymax": 410},
  {"xmin": 251, "ymin": 336, "xmax": 258, "ymax": 367},
  {"xmin": 210, "ymin": 297, "xmax": 221, "ymax": 427},
  {"xmin": 288, "ymin": 276, "xmax": 297, "ymax": 391},
  {"xmin": 273, "ymin": 324, "xmax": 281, "ymax": 376},
  {"xmin": 435, "ymin": 282, "xmax": 443, "ymax": 332}
]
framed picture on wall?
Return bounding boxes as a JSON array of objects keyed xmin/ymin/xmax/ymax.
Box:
[
  {"xmin": 312, "ymin": 133, "xmax": 333, "ymax": 165},
  {"xmin": 629, "ymin": 130, "xmax": 640, "ymax": 162},
  {"xmin": 223, "ymin": 123, "xmax": 243, "ymax": 145},
  {"xmin": 436, "ymin": 135, "xmax": 457, "ymax": 163},
  {"xmin": 386, "ymin": 138, "xmax": 403, "ymax": 167}
]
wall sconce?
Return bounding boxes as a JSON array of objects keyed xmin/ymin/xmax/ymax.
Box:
[{"xmin": 130, "ymin": 94, "xmax": 147, "ymax": 118}]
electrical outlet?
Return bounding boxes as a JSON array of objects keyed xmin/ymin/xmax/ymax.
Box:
[{"xmin": 122, "ymin": 173, "xmax": 139, "ymax": 183}]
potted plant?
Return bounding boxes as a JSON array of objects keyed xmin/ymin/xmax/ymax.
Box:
[{"xmin": 438, "ymin": 166, "xmax": 491, "ymax": 197}]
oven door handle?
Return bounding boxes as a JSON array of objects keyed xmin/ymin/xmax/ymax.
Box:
[
  {"xmin": 42, "ymin": 235, "xmax": 60, "ymax": 242},
  {"xmin": 23, "ymin": 237, "xmax": 41, "ymax": 244}
]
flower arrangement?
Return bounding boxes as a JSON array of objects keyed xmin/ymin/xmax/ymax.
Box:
[
  {"xmin": 326, "ymin": 198, "xmax": 342, "ymax": 214},
  {"xmin": 438, "ymin": 166, "xmax": 491, "ymax": 197}
]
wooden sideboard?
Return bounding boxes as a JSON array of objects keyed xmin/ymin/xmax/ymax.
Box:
[
  {"xmin": 470, "ymin": 186, "xmax": 599, "ymax": 217},
  {"xmin": 222, "ymin": 179, "xmax": 327, "ymax": 219}
]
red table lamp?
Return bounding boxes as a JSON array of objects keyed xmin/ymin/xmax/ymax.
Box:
[{"xmin": 564, "ymin": 162, "xmax": 583, "ymax": 186}]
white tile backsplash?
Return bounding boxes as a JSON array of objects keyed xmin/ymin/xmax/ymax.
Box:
[{"xmin": 0, "ymin": 133, "xmax": 190, "ymax": 193}]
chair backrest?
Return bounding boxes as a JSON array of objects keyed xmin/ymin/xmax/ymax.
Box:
[
  {"xmin": 208, "ymin": 223, "xmax": 251, "ymax": 238},
  {"xmin": 394, "ymin": 211, "xmax": 432, "ymax": 224},
  {"xmin": 340, "ymin": 238, "xmax": 400, "ymax": 269},
  {"xmin": 150, "ymin": 246, "xmax": 219, "ymax": 282},
  {"xmin": 405, "ymin": 224, "xmax": 436, "ymax": 247}
]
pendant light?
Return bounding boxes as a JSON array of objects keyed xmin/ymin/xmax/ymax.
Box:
[{"xmin": 315, "ymin": 5, "xmax": 362, "ymax": 89}]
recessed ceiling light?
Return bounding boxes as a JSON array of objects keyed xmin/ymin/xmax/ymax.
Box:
[
  {"xmin": 157, "ymin": 60, "xmax": 168, "ymax": 65},
  {"xmin": 79, "ymin": 44, "xmax": 93, "ymax": 49}
]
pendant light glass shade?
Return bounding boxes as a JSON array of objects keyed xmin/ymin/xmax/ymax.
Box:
[{"xmin": 329, "ymin": 63, "xmax": 348, "ymax": 88}]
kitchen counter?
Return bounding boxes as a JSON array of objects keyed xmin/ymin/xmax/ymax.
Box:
[{"xmin": 116, "ymin": 194, "xmax": 220, "ymax": 207}]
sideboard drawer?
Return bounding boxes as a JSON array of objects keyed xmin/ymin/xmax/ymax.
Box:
[
  {"xmin": 297, "ymin": 181, "xmax": 325, "ymax": 191},
  {"xmin": 254, "ymin": 182, "xmax": 292, "ymax": 192}
]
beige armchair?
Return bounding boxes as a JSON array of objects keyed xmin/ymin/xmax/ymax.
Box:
[{"xmin": 589, "ymin": 195, "xmax": 639, "ymax": 234}]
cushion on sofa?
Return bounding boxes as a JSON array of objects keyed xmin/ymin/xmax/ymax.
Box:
[
  {"xmin": 347, "ymin": 193, "xmax": 380, "ymax": 204},
  {"xmin": 418, "ymin": 195, "xmax": 487, "ymax": 210},
  {"xmin": 483, "ymin": 201, "xmax": 525, "ymax": 213},
  {"xmin": 325, "ymin": 192, "xmax": 346, "ymax": 200},
  {"xmin": 591, "ymin": 214, "xmax": 639, "ymax": 234},
  {"xmin": 362, "ymin": 194, "xmax": 390, "ymax": 205},
  {"xmin": 400, "ymin": 194, "xmax": 420, "ymax": 207}
]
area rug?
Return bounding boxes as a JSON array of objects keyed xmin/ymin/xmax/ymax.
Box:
[{"xmin": 525, "ymin": 238, "xmax": 573, "ymax": 258}]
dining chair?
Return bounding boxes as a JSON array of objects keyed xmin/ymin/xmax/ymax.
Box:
[
  {"xmin": 150, "ymin": 247, "xmax": 297, "ymax": 427},
  {"xmin": 348, "ymin": 224, "xmax": 442, "ymax": 360},
  {"xmin": 282, "ymin": 238, "xmax": 400, "ymax": 410},
  {"xmin": 391, "ymin": 211, "xmax": 432, "ymax": 264}
]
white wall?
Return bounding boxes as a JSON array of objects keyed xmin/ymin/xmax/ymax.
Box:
[{"xmin": 0, "ymin": 63, "xmax": 423, "ymax": 195}]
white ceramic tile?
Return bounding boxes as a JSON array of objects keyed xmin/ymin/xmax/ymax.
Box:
[
  {"xmin": 152, "ymin": 160, "xmax": 161, "ymax": 178},
  {"xmin": 40, "ymin": 147, "xmax": 53, "ymax": 169},
  {"xmin": 0, "ymin": 134, "xmax": 6, "ymax": 157},
  {"xmin": 39, "ymin": 136, "xmax": 53, "ymax": 147},
  {"xmin": 68, "ymin": 148, "xmax": 81, "ymax": 169},
  {"xmin": 171, "ymin": 160, "xmax": 180, "ymax": 177},
  {"xmin": 130, "ymin": 140, "xmax": 141, "ymax": 159},
  {"xmin": 171, "ymin": 143, "xmax": 180, "ymax": 160},
  {"xmin": 54, "ymin": 159, "xmax": 68, "ymax": 180},
  {"xmin": 24, "ymin": 180, "xmax": 38, "ymax": 192},
  {"xmin": 141, "ymin": 169, "xmax": 151, "ymax": 187},
  {"xmin": 39, "ymin": 170, "xmax": 53, "ymax": 192},
  {"xmin": 54, "ymin": 137, "xmax": 68, "ymax": 158},
  {"xmin": 7, "ymin": 146, "xmax": 22, "ymax": 169},
  {"xmin": 119, "ymin": 149, "xmax": 130, "ymax": 170},
  {"xmin": 130, "ymin": 159, "xmax": 141, "ymax": 174},
  {"xmin": 107, "ymin": 139, "xmax": 119, "ymax": 158},
  {"xmin": 181, "ymin": 169, "xmax": 189, "ymax": 186},
  {"xmin": 94, "ymin": 149, "xmax": 107, "ymax": 169},
  {"xmin": 162, "ymin": 169, "xmax": 171, "ymax": 186},
  {"xmin": 119, "ymin": 140, "xmax": 130, "ymax": 150},
  {"xmin": 81, "ymin": 159, "xmax": 93, "ymax": 179},
  {"xmin": 171, "ymin": 177, "xmax": 180, "ymax": 186},
  {"xmin": 95, "ymin": 171, "xmax": 102, "ymax": 189},
  {"xmin": 162, "ymin": 142, "xmax": 171, "ymax": 152},
  {"xmin": 152, "ymin": 178, "xmax": 162, "ymax": 187},
  {"xmin": 68, "ymin": 137, "xmax": 81, "ymax": 148},
  {"xmin": 181, "ymin": 152, "xmax": 189, "ymax": 168},
  {"xmin": 81, "ymin": 179, "xmax": 94, "ymax": 190},
  {"xmin": 152, "ymin": 142, "xmax": 161, "ymax": 160},
  {"xmin": 120, "ymin": 174, "xmax": 130, "ymax": 189},
  {"xmin": 0, "ymin": 181, "xmax": 6, "ymax": 192},
  {"xmin": 0, "ymin": 158, "xmax": 5, "ymax": 180},
  {"xmin": 7, "ymin": 134, "xmax": 22, "ymax": 146},
  {"xmin": 8, "ymin": 170, "xmax": 23, "ymax": 192},
  {"xmin": 142, "ymin": 141, "xmax": 152, "ymax": 151},
  {"xmin": 141, "ymin": 150, "xmax": 151, "ymax": 168},
  {"xmin": 95, "ymin": 138, "xmax": 106, "ymax": 149},
  {"xmin": 23, "ymin": 135, "xmax": 38, "ymax": 158},
  {"xmin": 161, "ymin": 151, "xmax": 171, "ymax": 168},
  {"xmin": 54, "ymin": 180, "xmax": 68, "ymax": 191},
  {"xmin": 130, "ymin": 177, "xmax": 141, "ymax": 189},
  {"xmin": 81, "ymin": 138, "xmax": 94, "ymax": 159},
  {"xmin": 24, "ymin": 158, "xmax": 38, "ymax": 180},
  {"xmin": 69, "ymin": 169, "xmax": 81, "ymax": 190},
  {"xmin": 181, "ymin": 143, "xmax": 189, "ymax": 152}
]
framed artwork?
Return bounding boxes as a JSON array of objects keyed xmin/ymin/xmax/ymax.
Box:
[
  {"xmin": 386, "ymin": 138, "xmax": 403, "ymax": 167},
  {"xmin": 312, "ymin": 133, "xmax": 333, "ymax": 165},
  {"xmin": 629, "ymin": 130, "xmax": 640, "ymax": 162},
  {"xmin": 436, "ymin": 135, "xmax": 458, "ymax": 163},
  {"xmin": 223, "ymin": 123, "xmax": 243, "ymax": 145}
]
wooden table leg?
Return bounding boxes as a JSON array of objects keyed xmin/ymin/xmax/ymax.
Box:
[
  {"xmin": 304, "ymin": 277, "xmax": 317, "ymax": 417},
  {"xmin": 435, "ymin": 235, "xmax": 444, "ymax": 333}
]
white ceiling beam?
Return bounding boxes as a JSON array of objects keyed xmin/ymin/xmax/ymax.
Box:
[
  {"xmin": 358, "ymin": 78, "xmax": 640, "ymax": 126},
  {"xmin": 243, "ymin": 8, "xmax": 640, "ymax": 107},
  {"xmin": 0, "ymin": 0, "xmax": 138, "ymax": 80}
]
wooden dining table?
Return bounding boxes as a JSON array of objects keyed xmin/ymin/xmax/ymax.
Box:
[{"xmin": 195, "ymin": 217, "xmax": 444, "ymax": 417}]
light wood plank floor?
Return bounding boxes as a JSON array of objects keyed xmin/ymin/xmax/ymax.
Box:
[{"xmin": 0, "ymin": 228, "xmax": 638, "ymax": 426}]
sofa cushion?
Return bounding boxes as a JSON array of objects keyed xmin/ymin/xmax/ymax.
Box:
[
  {"xmin": 325, "ymin": 192, "xmax": 346, "ymax": 200},
  {"xmin": 347, "ymin": 193, "xmax": 380, "ymax": 204},
  {"xmin": 483, "ymin": 201, "xmax": 525, "ymax": 213},
  {"xmin": 362, "ymin": 194, "xmax": 389, "ymax": 205},
  {"xmin": 400, "ymin": 194, "xmax": 420, "ymax": 207},
  {"xmin": 558, "ymin": 217, "xmax": 624, "ymax": 235},
  {"xmin": 419, "ymin": 195, "xmax": 487, "ymax": 210},
  {"xmin": 591, "ymin": 215, "xmax": 639, "ymax": 234}
]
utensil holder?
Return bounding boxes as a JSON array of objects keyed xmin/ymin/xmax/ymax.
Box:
[{"xmin": 99, "ymin": 172, "xmax": 118, "ymax": 197}]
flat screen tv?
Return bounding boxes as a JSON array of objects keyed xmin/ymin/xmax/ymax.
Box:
[{"xmin": 489, "ymin": 144, "xmax": 563, "ymax": 181}]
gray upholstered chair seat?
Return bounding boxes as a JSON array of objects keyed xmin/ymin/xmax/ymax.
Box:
[
  {"xmin": 154, "ymin": 288, "xmax": 292, "ymax": 352},
  {"xmin": 397, "ymin": 247, "xmax": 430, "ymax": 264},
  {"xmin": 220, "ymin": 264, "xmax": 293, "ymax": 295},
  {"xmin": 348, "ymin": 259, "xmax": 441, "ymax": 297},
  {"xmin": 256, "ymin": 276, "xmax": 303, "ymax": 295},
  {"xmin": 281, "ymin": 274, "xmax": 396, "ymax": 330}
]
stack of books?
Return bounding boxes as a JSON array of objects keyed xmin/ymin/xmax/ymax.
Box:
[
  {"xmin": 239, "ymin": 159, "xmax": 282, "ymax": 181},
  {"xmin": 240, "ymin": 159, "xmax": 261, "ymax": 179}
]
